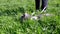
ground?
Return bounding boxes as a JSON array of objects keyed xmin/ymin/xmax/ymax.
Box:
[{"xmin": 0, "ymin": 0, "xmax": 60, "ymax": 34}]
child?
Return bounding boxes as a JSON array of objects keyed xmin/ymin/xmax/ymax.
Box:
[{"xmin": 21, "ymin": 0, "xmax": 48, "ymax": 21}]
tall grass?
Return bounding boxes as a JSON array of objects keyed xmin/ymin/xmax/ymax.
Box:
[{"xmin": 0, "ymin": 0, "xmax": 60, "ymax": 34}]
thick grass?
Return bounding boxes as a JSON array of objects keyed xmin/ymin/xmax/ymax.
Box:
[{"xmin": 0, "ymin": 0, "xmax": 60, "ymax": 34}]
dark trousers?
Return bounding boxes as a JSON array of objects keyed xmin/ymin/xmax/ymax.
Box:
[{"xmin": 35, "ymin": 0, "xmax": 48, "ymax": 10}]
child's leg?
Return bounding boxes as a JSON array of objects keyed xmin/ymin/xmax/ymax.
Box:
[
  {"xmin": 41, "ymin": 0, "xmax": 48, "ymax": 10},
  {"xmin": 35, "ymin": 0, "xmax": 40, "ymax": 10}
]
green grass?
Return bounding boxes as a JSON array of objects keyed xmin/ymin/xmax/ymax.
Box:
[{"xmin": 0, "ymin": 0, "xmax": 60, "ymax": 34}]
